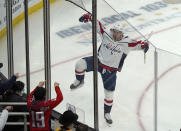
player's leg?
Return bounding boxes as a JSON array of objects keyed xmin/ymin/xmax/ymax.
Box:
[
  {"xmin": 101, "ymin": 70, "xmax": 117, "ymax": 124},
  {"xmin": 70, "ymin": 58, "xmax": 86, "ymax": 89},
  {"xmin": 104, "ymin": 89, "xmax": 114, "ymax": 124},
  {"xmin": 70, "ymin": 56, "xmax": 94, "ymax": 89}
]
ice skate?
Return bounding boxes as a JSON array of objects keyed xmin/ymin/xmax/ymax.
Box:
[
  {"xmin": 104, "ymin": 113, "xmax": 113, "ymax": 124},
  {"xmin": 70, "ymin": 79, "xmax": 84, "ymax": 90}
]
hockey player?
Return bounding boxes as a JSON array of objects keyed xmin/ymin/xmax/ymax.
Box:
[
  {"xmin": 70, "ymin": 13, "xmax": 149, "ymax": 124},
  {"xmin": 27, "ymin": 81, "xmax": 63, "ymax": 131}
]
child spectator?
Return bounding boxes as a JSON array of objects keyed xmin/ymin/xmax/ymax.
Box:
[{"xmin": 27, "ymin": 81, "xmax": 63, "ymax": 131}]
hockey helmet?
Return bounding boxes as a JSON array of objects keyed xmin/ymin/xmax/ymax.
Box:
[
  {"xmin": 110, "ymin": 24, "xmax": 124, "ymax": 33},
  {"xmin": 111, "ymin": 24, "xmax": 124, "ymax": 41}
]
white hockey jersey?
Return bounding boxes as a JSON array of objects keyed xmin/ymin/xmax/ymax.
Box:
[{"xmin": 97, "ymin": 21, "xmax": 144, "ymax": 70}]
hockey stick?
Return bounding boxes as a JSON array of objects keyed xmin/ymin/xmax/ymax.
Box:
[
  {"xmin": 65, "ymin": 0, "xmax": 91, "ymax": 14},
  {"xmin": 144, "ymin": 31, "xmax": 154, "ymax": 64},
  {"xmin": 66, "ymin": 0, "xmax": 153, "ymax": 48},
  {"xmin": 65, "ymin": 0, "xmax": 117, "ymax": 41}
]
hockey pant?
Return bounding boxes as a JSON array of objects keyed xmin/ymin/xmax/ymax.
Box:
[{"xmin": 74, "ymin": 56, "xmax": 117, "ymax": 113}]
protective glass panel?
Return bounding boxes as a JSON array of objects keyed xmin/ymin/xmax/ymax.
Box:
[
  {"xmin": 0, "ymin": 0, "xmax": 45, "ymax": 96},
  {"xmin": 157, "ymin": 49, "xmax": 181, "ymax": 131},
  {"xmin": 50, "ymin": 0, "xmax": 156, "ymax": 130},
  {"xmin": 12, "ymin": 0, "xmax": 26, "ymax": 83},
  {"xmin": 10, "ymin": 0, "xmax": 45, "ymax": 94},
  {"xmin": 50, "ymin": 0, "xmax": 94, "ymax": 127},
  {"xmin": 0, "ymin": 0, "xmax": 8, "ymax": 77},
  {"xmin": 96, "ymin": 0, "xmax": 155, "ymax": 130},
  {"xmin": 24, "ymin": 0, "xmax": 45, "ymax": 88}
]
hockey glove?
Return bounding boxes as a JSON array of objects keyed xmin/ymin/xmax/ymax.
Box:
[
  {"xmin": 142, "ymin": 41, "xmax": 149, "ymax": 53},
  {"xmin": 79, "ymin": 13, "xmax": 92, "ymax": 23}
]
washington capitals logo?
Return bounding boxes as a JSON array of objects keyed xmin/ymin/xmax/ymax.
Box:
[{"xmin": 103, "ymin": 43, "xmax": 121, "ymax": 55}]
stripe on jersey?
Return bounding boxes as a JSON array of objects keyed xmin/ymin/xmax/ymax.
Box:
[
  {"xmin": 98, "ymin": 21, "xmax": 104, "ymax": 35},
  {"xmin": 128, "ymin": 40, "xmax": 142, "ymax": 47},
  {"xmin": 99, "ymin": 62, "xmax": 118, "ymax": 71}
]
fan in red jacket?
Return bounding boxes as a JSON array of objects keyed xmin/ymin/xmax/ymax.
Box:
[{"xmin": 27, "ymin": 81, "xmax": 63, "ymax": 131}]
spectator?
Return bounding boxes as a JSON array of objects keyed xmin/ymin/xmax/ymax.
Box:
[
  {"xmin": 56, "ymin": 110, "xmax": 78, "ymax": 131},
  {"xmin": 76, "ymin": 123, "xmax": 88, "ymax": 131},
  {"xmin": 0, "ymin": 63, "xmax": 7, "ymax": 82},
  {"xmin": 2, "ymin": 81, "xmax": 27, "ymax": 131},
  {"xmin": 0, "ymin": 63, "xmax": 3, "ymax": 69},
  {"xmin": 0, "ymin": 106, "xmax": 13, "ymax": 131},
  {"xmin": 27, "ymin": 81, "xmax": 63, "ymax": 131},
  {"xmin": 3, "ymin": 81, "xmax": 27, "ymax": 100},
  {"xmin": 0, "ymin": 71, "xmax": 19, "ymax": 95}
]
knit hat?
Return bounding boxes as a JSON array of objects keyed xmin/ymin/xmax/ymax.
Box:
[
  {"xmin": 59, "ymin": 110, "xmax": 78, "ymax": 127},
  {"xmin": 0, "ymin": 63, "xmax": 3, "ymax": 69}
]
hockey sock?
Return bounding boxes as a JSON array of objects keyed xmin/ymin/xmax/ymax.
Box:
[{"xmin": 104, "ymin": 104, "xmax": 112, "ymax": 114}]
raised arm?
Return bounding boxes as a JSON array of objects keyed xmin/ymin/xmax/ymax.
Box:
[
  {"xmin": 79, "ymin": 13, "xmax": 104, "ymax": 36},
  {"xmin": 0, "ymin": 73, "xmax": 19, "ymax": 94},
  {"xmin": 45, "ymin": 82, "xmax": 63, "ymax": 109},
  {"xmin": 128, "ymin": 40, "xmax": 149, "ymax": 53}
]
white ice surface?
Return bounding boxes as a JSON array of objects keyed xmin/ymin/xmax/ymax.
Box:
[{"xmin": 0, "ymin": 0, "xmax": 181, "ymax": 130}]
